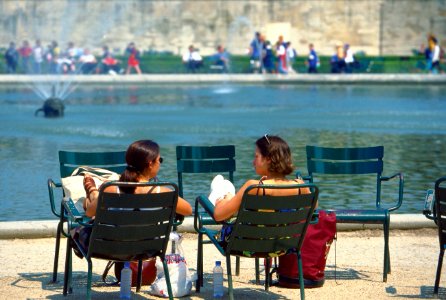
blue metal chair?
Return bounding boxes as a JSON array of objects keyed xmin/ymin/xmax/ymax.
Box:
[
  {"xmin": 423, "ymin": 177, "xmax": 446, "ymax": 295},
  {"xmin": 304, "ymin": 145, "xmax": 404, "ymax": 282},
  {"xmin": 47, "ymin": 150, "xmax": 126, "ymax": 282},
  {"xmin": 63, "ymin": 181, "xmax": 178, "ymax": 300},
  {"xmin": 176, "ymin": 145, "xmax": 237, "ymax": 291},
  {"xmin": 194, "ymin": 183, "xmax": 319, "ymax": 300}
]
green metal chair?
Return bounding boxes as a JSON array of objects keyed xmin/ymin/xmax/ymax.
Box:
[
  {"xmin": 63, "ymin": 181, "xmax": 178, "ymax": 300},
  {"xmin": 423, "ymin": 177, "xmax": 446, "ymax": 295},
  {"xmin": 304, "ymin": 145, "xmax": 404, "ymax": 282},
  {"xmin": 176, "ymin": 145, "xmax": 238, "ymax": 291},
  {"xmin": 194, "ymin": 183, "xmax": 318, "ymax": 300},
  {"xmin": 47, "ymin": 150, "xmax": 126, "ymax": 282}
]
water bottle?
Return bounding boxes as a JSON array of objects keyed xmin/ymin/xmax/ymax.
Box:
[
  {"xmin": 213, "ymin": 261, "xmax": 224, "ymax": 298},
  {"xmin": 120, "ymin": 262, "xmax": 132, "ymax": 299}
]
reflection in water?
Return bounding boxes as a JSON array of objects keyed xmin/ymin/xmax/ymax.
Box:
[{"xmin": 1, "ymin": 84, "xmax": 445, "ymax": 221}]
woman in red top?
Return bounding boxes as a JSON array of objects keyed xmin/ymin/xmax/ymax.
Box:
[{"xmin": 125, "ymin": 42, "xmax": 142, "ymax": 74}]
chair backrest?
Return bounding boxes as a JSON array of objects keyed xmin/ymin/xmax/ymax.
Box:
[
  {"xmin": 435, "ymin": 177, "xmax": 446, "ymax": 247},
  {"xmin": 59, "ymin": 150, "xmax": 126, "ymax": 178},
  {"xmin": 87, "ymin": 181, "xmax": 179, "ymax": 262},
  {"xmin": 176, "ymin": 145, "xmax": 236, "ymax": 198},
  {"xmin": 306, "ymin": 145, "xmax": 384, "ymax": 208},
  {"xmin": 226, "ymin": 183, "xmax": 318, "ymax": 256}
]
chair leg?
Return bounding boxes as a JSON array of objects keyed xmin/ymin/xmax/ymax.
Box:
[
  {"xmin": 236, "ymin": 256, "xmax": 240, "ymax": 276},
  {"xmin": 265, "ymin": 258, "xmax": 271, "ymax": 291},
  {"xmin": 52, "ymin": 220, "xmax": 62, "ymax": 283},
  {"xmin": 297, "ymin": 251, "xmax": 305, "ymax": 300},
  {"xmin": 434, "ymin": 248, "xmax": 445, "ymax": 294},
  {"xmin": 162, "ymin": 259, "xmax": 174, "ymax": 300},
  {"xmin": 226, "ymin": 255, "xmax": 234, "ymax": 300},
  {"xmin": 136, "ymin": 259, "xmax": 142, "ymax": 293},
  {"xmin": 383, "ymin": 219, "xmax": 390, "ymax": 282},
  {"xmin": 196, "ymin": 232, "xmax": 203, "ymax": 292},
  {"xmin": 86, "ymin": 259, "xmax": 93, "ymax": 300},
  {"xmin": 255, "ymin": 258, "xmax": 260, "ymax": 284},
  {"xmin": 63, "ymin": 236, "xmax": 72, "ymax": 296}
]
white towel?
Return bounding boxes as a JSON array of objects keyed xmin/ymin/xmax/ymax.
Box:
[{"xmin": 208, "ymin": 174, "xmax": 235, "ymax": 205}]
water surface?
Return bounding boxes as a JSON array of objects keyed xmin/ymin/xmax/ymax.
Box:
[{"xmin": 1, "ymin": 83, "xmax": 445, "ymax": 221}]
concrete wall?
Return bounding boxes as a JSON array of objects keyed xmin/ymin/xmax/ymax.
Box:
[{"xmin": 0, "ymin": 0, "xmax": 445, "ymax": 56}]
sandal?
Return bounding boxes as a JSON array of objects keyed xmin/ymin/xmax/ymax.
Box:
[{"xmin": 83, "ymin": 175, "xmax": 98, "ymax": 199}]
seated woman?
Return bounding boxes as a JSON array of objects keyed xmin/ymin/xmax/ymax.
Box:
[
  {"xmin": 214, "ymin": 134, "xmax": 310, "ymax": 222},
  {"xmin": 83, "ymin": 139, "xmax": 192, "ymax": 218}
]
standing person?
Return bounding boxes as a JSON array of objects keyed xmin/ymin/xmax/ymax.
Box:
[
  {"xmin": 306, "ymin": 43, "xmax": 319, "ymax": 73},
  {"xmin": 125, "ymin": 42, "xmax": 142, "ymax": 74},
  {"xmin": 213, "ymin": 134, "xmax": 310, "ymax": 223},
  {"xmin": 429, "ymin": 36, "xmax": 441, "ymax": 74},
  {"xmin": 248, "ymin": 32, "xmax": 264, "ymax": 73},
  {"xmin": 4, "ymin": 42, "xmax": 19, "ymax": 74},
  {"xmin": 344, "ymin": 44, "xmax": 355, "ymax": 73},
  {"xmin": 285, "ymin": 41, "xmax": 297, "ymax": 73},
  {"xmin": 262, "ymin": 41, "xmax": 275, "ymax": 74},
  {"xmin": 47, "ymin": 41, "xmax": 60, "ymax": 74},
  {"xmin": 18, "ymin": 40, "xmax": 33, "ymax": 73},
  {"xmin": 83, "ymin": 140, "xmax": 192, "ymax": 218},
  {"xmin": 275, "ymin": 36, "xmax": 287, "ymax": 74},
  {"xmin": 336, "ymin": 42, "xmax": 346, "ymax": 73},
  {"xmin": 33, "ymin": 39, "xmax": 44, "ymax": 74}
]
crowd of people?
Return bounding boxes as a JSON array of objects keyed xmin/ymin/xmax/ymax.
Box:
[
  {"xmin": 3, "ymin": 40, "xmax": 143, "ymax": 75},
  {"xmin": 248, "ymin": 31, "xmax": 363, "ymax": 74},
  {"xmin": 3, "ymin": 32, "xmax": 444, "ymax": 75}
]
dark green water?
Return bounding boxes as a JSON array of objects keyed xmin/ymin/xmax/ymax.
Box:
[{"xmin": 1, "ymin": 83, "xmax": 445, "ymax": 221}]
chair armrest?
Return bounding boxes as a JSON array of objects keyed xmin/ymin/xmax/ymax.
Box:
[
  {"xmin": 423, "ymin": 189, "xmax": 436, "ymax": 221},
  {"xmin": 62, "ymin": 198, "xmax": 91, "ymax": 227},
  {"xmin": 380, "ymin": 172, "xmax": 404, "ymax": 211},
  {"xmin": 310, "ymin": 209, "xmax": 320, "ymax": 224},
  {"xmin": 47, "ymin": 178, "xmax": 63, "ymax": 218},
  {"xmin": 295, "ymin": 171, "xmax": 311, "ymax": 182},
  {"xmin": 193, "ymin": 195, "xmax": 219, "ymax": 234}
]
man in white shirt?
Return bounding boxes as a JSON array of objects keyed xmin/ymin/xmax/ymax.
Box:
[{"xmin": 182, "ymin": 45, "xmax": 203, "ymax": 72}]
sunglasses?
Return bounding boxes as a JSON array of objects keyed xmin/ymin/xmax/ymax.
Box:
[
  {"xmin": 264, "ymin": 134, "xmax": 271, "ymax": 145},
  {"xmin": 159, "ymin": 157, "xmax": 164, "ymax": 164}
]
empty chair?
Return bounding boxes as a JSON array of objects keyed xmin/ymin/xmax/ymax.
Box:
[
  {"xmin": 304, "ymin": 145, "xmax": 404, "ymax": 282},
  {"xmin": 176, "ymin": 145, "xmax": 237, "ymax": 291}
]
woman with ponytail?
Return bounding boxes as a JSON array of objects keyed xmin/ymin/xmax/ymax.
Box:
[{"xmin": 83, "ymin": 140, "xmax": 192, "ymax": 218}]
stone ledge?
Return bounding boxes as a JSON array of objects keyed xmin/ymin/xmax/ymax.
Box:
[
  {"xmin": 0, "ymin": 74, "xmax": 445, "ymax": 85},
  {"xmin": 0, "ymin": 214, "xmax": 436, "ymax": 239}
]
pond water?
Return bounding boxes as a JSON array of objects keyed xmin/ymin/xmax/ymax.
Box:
[{"xmin": 1, "ymin": 83, "xmax": 445, "ymax": 221}]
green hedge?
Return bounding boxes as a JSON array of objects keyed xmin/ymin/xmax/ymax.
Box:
[{"xmin": 0, "ymin": 53, "xmax": 433, "ymax": 74}]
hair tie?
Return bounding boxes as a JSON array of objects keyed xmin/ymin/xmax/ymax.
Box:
[{"xmin": 127, "ymin": 164, "xmax": 138, "ymax": 172}]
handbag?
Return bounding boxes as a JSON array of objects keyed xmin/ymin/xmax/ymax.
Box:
[
  {"xmin": 273, "ymin": 210, "xmax": 337, "ymax": 288},
  {"xmin": 61, "ymin": 166, "xmax": 120, "ymax": 212},
  {"xmin": 102, "ymin": 259, "xmax": 156, "ymax": 287}
]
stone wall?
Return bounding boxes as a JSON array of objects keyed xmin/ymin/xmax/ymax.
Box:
[{"xmin": 0, "ymin": 0, "xmax": 445, "ymax": 56}]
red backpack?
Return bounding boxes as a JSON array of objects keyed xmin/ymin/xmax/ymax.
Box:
[{"xmin": 273, "ymin": 210, "xmax": 337, "ymax": 288}]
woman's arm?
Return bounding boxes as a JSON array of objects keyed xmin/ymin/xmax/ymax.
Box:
[
  {"xmin": 84, "ymin": 185, "xmax": 115, "ymax": 218},
  {"xmin": 213, "ymin": 179, "xmax": 258, "ymax": 222},
  {"xmin": 176, "ymin": 196, "xmax": 192, "ymax": 216},
  {"xmin": 159, "ymin": 186, "xmax": 192, "ymax": 216}
]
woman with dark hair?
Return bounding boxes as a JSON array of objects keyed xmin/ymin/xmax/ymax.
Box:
[
  {"xmin": 213, "ymin": 134, "xmax": 309, "ymax": 222},
  {"xmin": 83, "ymin": 140, "xmax": 192, "ymax": 218}
]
